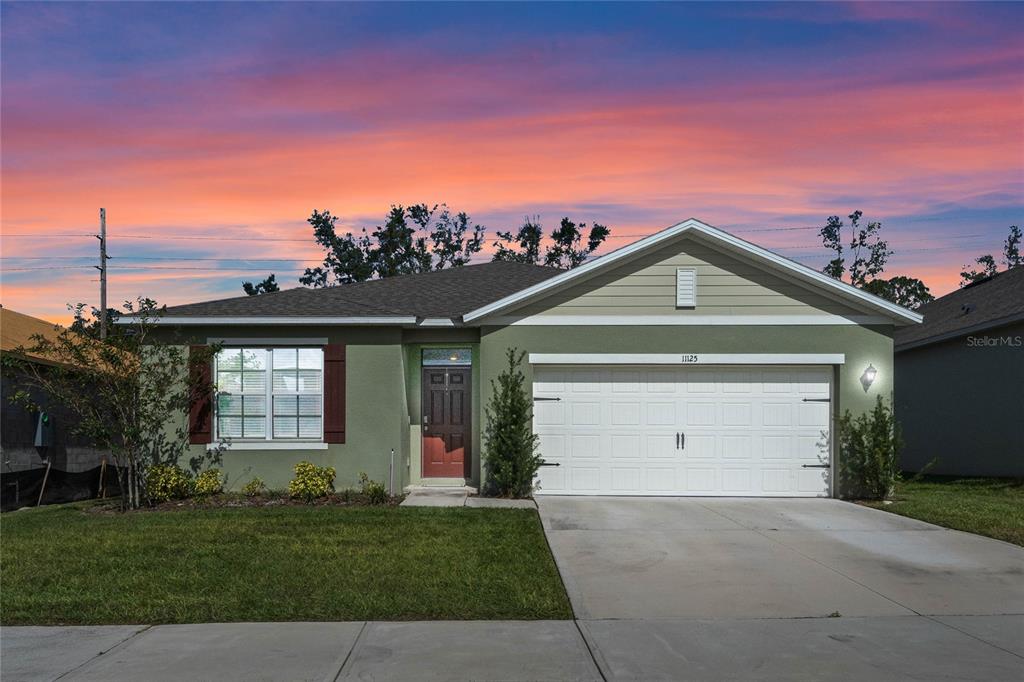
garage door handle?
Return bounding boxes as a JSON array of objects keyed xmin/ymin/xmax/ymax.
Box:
[
  {"xmin": 676, "ymin": 432, "xmax": 685, "ymax": 450},
  {"xmin": 801, "ymin": 464, "xmax": 829, "ymax": 468},
  {"xmin": 539, "ymin": 462, "xmax": 561, "ymax": 467},
  {"xmin": 802, "ymin": 398, "xmax": 830, "ymax": 403},
  {"xmin": 533, "ymin": 397, "xmax": 561, "ymax": 402}
]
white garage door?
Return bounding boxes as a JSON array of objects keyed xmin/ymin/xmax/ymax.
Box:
[{"xmin": 532, "ymin": 366, "xmax": 832, "ymax": 497}]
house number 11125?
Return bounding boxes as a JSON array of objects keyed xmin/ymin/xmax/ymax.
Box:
[{"xmin": 680, "ymin": 354, "xmax": 700, "ymax": 364}]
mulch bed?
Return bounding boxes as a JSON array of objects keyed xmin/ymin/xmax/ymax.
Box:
[{"xmin": 85, "ymin": 491, "xmax": 405, "ymax": 514}]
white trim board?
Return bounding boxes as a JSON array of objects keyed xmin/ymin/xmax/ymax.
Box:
[
  {"xmin": 463, "ymin": 218, "xmax": 922, "ymax": 326},
  {"xmin": 528, "ymin": 353, "xmax": 846, "ymax": 365},
  {"xmin": 208, "ymin": 337, "xmax": 328, "ymax": 345},
  {"xmin": 208, "ymin": 441, "xmax": 329, "ymax": 451},
  {"xmin": 489, "ymin": 314, "xmax": 890, "ymax": 326},
  {"xmin": 120, "ymin": 316, "xmax": 418, "ymax": 326}
]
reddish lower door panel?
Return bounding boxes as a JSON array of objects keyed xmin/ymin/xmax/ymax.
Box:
[{"xmin": 422, "ymin": 367, "xmax": 471, "ymax": 478}]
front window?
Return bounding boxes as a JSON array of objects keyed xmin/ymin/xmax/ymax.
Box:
[{"xmin": 215, "ymin": 347, "xmax": 323, "ymax": 441}]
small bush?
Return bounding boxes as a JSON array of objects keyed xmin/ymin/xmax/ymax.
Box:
[
  {"xmin": 837, "ymin": 396, "xmax": 903, "ymax": 500},
  {"xmin": 359, "ymin": 472, "xmax": 388, "ymax": 505},
  {"xmin": 146, "ymin": 463, "xmax": 193, "ymax": 503},
  {"xmin": 483, "ymin": 348, "xmax": 543, "ymax": 498},
  {"xmin": 242, "ymin": 477, "xmax": 266, "ymax": 497},
  {"xmin": 193, "ymin": 469, "xmax": 224, "ymax": 497},
  {"xmin": 288, "ymin": 461, "xmax": 335, "ymax": 502}
]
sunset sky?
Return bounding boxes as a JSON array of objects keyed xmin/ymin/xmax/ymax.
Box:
[{"xmin": 2, "ymin": 2, "xmax": 1022, "ymax": 323}]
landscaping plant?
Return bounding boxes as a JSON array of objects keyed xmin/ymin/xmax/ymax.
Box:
[
  {"xmin": 359, "ymin": 472, "xmax": 388, "ymax": 505},
  {"xmin": 242, "ymin": 477, "xmax": 266, "ymax": 497},
  {"xmin": 193, "ymin": 469, "xmax": 224, "ymax": 497},
  {"xmin": 145, "ymin": 463, "xmax": 194, "ymax": 503},
  {"xmin": 288, "ymin": 461, "xmax": 336, "ymax": 502},
  {"xmin": 1, "ymin": 299, "xmax": 221, "ymax": 510},
  {"xmin": 482, "ymin": 348, "xmax": 543, "ymax": 498},
  {"xmin": 837, "ymin": 396, "xmax": 903, "ymax": 500}
]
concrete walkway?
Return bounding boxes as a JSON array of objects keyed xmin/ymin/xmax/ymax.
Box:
[{"xmin": 3, "ymin": 615, "xmax": 1022, "ymax": 681}]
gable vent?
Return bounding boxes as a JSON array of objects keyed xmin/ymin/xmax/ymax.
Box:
[{"xmin": 676, "ymin": 268, "xmax": 697, "ymax": 308}]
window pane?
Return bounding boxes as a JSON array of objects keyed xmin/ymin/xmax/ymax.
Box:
[
  {"xmin": 298, "ymin": 395, "xmax": 320, "ymax": 416},
  {"xmin": 422, "ymin": 348, "xmax": 472, "ymax": 366},
  {"xmin": 243, "ymin": 417, "xmax": 266, "ymax": 438},
  {"xmin": 242, "ymin": 371, "xmax": 266, "ymax": 394},
  {"xmin": 298, "ymin": 417, "xmax": 321, "ymax": 439},
  {"xmin": 217, "ymin": 349, "xmax": 243, "ymax": 370},
  {"xmin": 218, "ymin": 416, "xmax": 243, "ymax": 438},
  {"xmin": 241, "ymin": 348, "xmax": 266, "ymax": 370},
  {"xmin": 297, "ymin": 370, "xmax": 321, "ymax": 393},
  {"xmin": 273, "ymin": 395, "xmax": 297, "ymax": 416},
  {"xmin": 243, "ymin": 395, "xmax": 266, "ymax": 416},
  {"xmin": 273, "ymin": 370, "xmax": 297, "ymax": 392},
  {"xmin": 298, "ymin": 348, "xmax": 322, "ymax": 369},
  {"xmin": 273, "ymin": 417, "xmax": 298, "ymax": 438},
  {"xmin": 273, "ymin": 348, "xmax": 298, "ymax": 369},
  {"xmin": 218, "ymin": 395, "xmax": 242, "ymax": 416},
  {"xmin": 217, "ymin": 371, "xmax": 242, "ymax": 393}
]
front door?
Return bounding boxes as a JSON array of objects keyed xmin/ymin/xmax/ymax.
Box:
[{"xmin": 422, "ymin": 367, "xmax": 471, "ymax": 478}]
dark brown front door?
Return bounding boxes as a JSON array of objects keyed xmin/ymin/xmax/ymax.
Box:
[{"xmin": 422, "ymin": 367, "xmax": 471, "ymax": 478}]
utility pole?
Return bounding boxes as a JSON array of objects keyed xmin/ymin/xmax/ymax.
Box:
[{"xmin": 97, "ymin": 208, "xmax": 108, "ymax": 340}]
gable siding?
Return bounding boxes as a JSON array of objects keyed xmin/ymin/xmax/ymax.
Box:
[{"xmin": 510, "ymin": 238, "xmax": 863, "ymax": 318}]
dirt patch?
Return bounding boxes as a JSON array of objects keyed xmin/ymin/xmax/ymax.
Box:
[{"xmin": 84, "ymin": 491, "xmax": 405, "ymax": 514}]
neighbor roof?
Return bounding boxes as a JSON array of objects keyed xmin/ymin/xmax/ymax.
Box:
[
  {"xmin": 0, "ymin": 307, "xmax": 64, "ymax": 362},
  {"xmin": 158, "ymin": 262, "xmax": 563, "ymax": 322},
  {"xmin": 895, "ymin": 266, "xmax": 1024, "ymax": 351}
]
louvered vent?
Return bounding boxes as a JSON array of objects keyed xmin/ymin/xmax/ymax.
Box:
[{"xmin": 676, "ymin": 268, "xmax": 696, "ymax": 308}]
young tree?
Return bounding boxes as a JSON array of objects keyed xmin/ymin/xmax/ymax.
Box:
[
  {"xmin": 2, "ymin": 299, "xmax": 219, "ymax": 510},
  {"xmin": 242, "ymin": 274, "xmax": 280, "ymax": 296},
  {"xmin": 819, "ymin": 210, "xmax": 892, "ymax": 287},
  {"xmin": 482, "ymin": 349, "xmax": 543, "ymax": 498},
  {"xmin": 861, "ymin": 276, "xmax": 934, "ymax": 310},
  {"xmin": 493, "ymin": 216, "xmax": 610, "ymax": 268},
  {"xmin": 300, "ymin": 204, "xmax": 484, "ymax": 287}
]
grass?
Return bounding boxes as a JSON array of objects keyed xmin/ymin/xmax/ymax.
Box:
[
  {"xmin": 0, "ymin": 504, "xmax": 572, "ymax": 625},
  {"xmin": 863, "ymin": 476, "xmax": 1024, "ymax": 546}
]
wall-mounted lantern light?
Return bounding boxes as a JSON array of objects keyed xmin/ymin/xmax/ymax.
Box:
[{"xmin": 860, "ymin": 363, "xmax": 878, "ymax": 392}]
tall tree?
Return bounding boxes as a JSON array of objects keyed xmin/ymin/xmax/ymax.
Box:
[
  {"xmin": 959, "ymin": 225, "xmax": 1021, "ymax": 287},
  {"xmin": 242, "ymin": 274, "xmax": 280, "ymax": 296},
  {"xmin": 493, "ymin": 216, "xmax": 610, "ymax": 269},
  {"xmin": 300, "ymin": 204, "xmax": 483, "ymax": 287},
  {"xmin": 819, "ymin": 210, "xmax": 892, "ymax": 287},
  {"xmin": 862, "ymin": 276, "xmax": 934, "ymax": 310}
]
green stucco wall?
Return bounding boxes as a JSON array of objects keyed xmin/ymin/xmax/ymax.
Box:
[
  {"xmin": 168, "ymin": 326, "xmax": 409, "ymax": 492},
  {"xmin": 479, "ymin": 324, "xmax": 896, "ymax": 491},
  {"xmin": 896, "ymin": 321, "xmax": 1024, "ymax": 477}
]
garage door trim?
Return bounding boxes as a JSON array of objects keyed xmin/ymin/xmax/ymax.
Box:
[{"xmin": 529, "ymin": 353, "xmax": 845, "ymax": 365}]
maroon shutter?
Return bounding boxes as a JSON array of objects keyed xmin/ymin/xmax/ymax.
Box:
[
  {"xmin": 323, "ymin": 344, "xmax": 346, "ymax": 443},
  {"xmin": 189, "ymin": 345, "xmax": 212, "ymax": 444}
]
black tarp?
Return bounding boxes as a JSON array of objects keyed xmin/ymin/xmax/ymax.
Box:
[{"xmin": 1, "ymin": 465, "xmax": 121, "ymax": 511}]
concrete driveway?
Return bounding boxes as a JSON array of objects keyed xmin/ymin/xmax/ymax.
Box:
[{"xmin": 538, "ymin": 496, "xmax": 1024, "ymax": 680}]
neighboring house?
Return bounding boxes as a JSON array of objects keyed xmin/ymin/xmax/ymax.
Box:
[
  {"xmin": 894, "ymin": 267, "xmax": 1023, "ymax": 477},
  {"xmin": 134, "ymin": 219, "xmax": 920, "ymax": 498},
  {"xmin": 1, "ymin": 307, "xmax": 112, "ymax": 508}
]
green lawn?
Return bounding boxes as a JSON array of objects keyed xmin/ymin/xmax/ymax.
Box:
[
  {"xmin": 864, "ymin": 476, "xmax": 1024, "ymax": 546},
  {"xmin": 0, "ymin": 504, "xmax": 572, "ymax": 625}
]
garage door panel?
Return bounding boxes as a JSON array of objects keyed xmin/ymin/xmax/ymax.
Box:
[{"xmin": 533, "ymin": 365, "xmax": 831, "ymax": 497}]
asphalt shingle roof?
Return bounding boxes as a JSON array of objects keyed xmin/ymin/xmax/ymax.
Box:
[
  {"xmin": 895, "ymin": 266, "xmax": 1024, "ymax": 350},
  {"xmin": 162, "ymin": 262, "xmax": 564, "ymax": 320}
]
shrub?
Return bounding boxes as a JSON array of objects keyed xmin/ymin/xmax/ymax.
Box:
[
  {"xmin": 483, "ymin": 348, "xmax": 543, "ymax": 498},
  {"xmin": 193, "ymin": 469, "xmax": 224, "ymax": 497},
  {"xmin": 242, "ymin": 477, "xmax": 266, "ymax": 497},
  {"xmin": 359, "ymin": 472, "xmax": 388, "ymax": 505},
  {"xmin": 288, "ymin": 461, "xmax": 335, "ymax": 502},
  {"xmin": 146, "ymin": 463, "xmax": 193, "ymax": 503},
  {"xmin": 837, "ymin": 396, "xmax": 903, "ymax": 500}
]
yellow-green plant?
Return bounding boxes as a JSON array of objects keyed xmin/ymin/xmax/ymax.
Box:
[
  {"xmin": 146, "ymin": 463, "xmax": 193, "ymax": 503},
  {"xmin": 288, "ymin": 461, "xmax": 335, "ymax": 502},
  {"xmin": 359, "ymin": 472, "xmax": 388, "ymax": 505},
  {"xmin": 242, "ymin": 477, "xmax": 266, "ymax": 497},
  {"xmin": 194, "ymin": 469, "xmax": 224, "ymax": 497}
]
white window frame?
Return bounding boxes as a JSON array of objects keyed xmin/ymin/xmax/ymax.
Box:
[{"xmin": 213, "ymin": 346, "xmax": 324, "ymax": 443}]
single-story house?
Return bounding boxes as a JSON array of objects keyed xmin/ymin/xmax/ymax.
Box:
[
  {"xmin": 135, "ymin": 219, "xmax": 921, "ymax": 497},
  {"xmin": 895, "ymin": 266, "xmax": 1023, "ymax": 477}
]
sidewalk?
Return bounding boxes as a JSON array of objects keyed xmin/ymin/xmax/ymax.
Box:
[{"xmin": 3, "ymin": 615, "xmax": 1021, "ymax": 681}]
